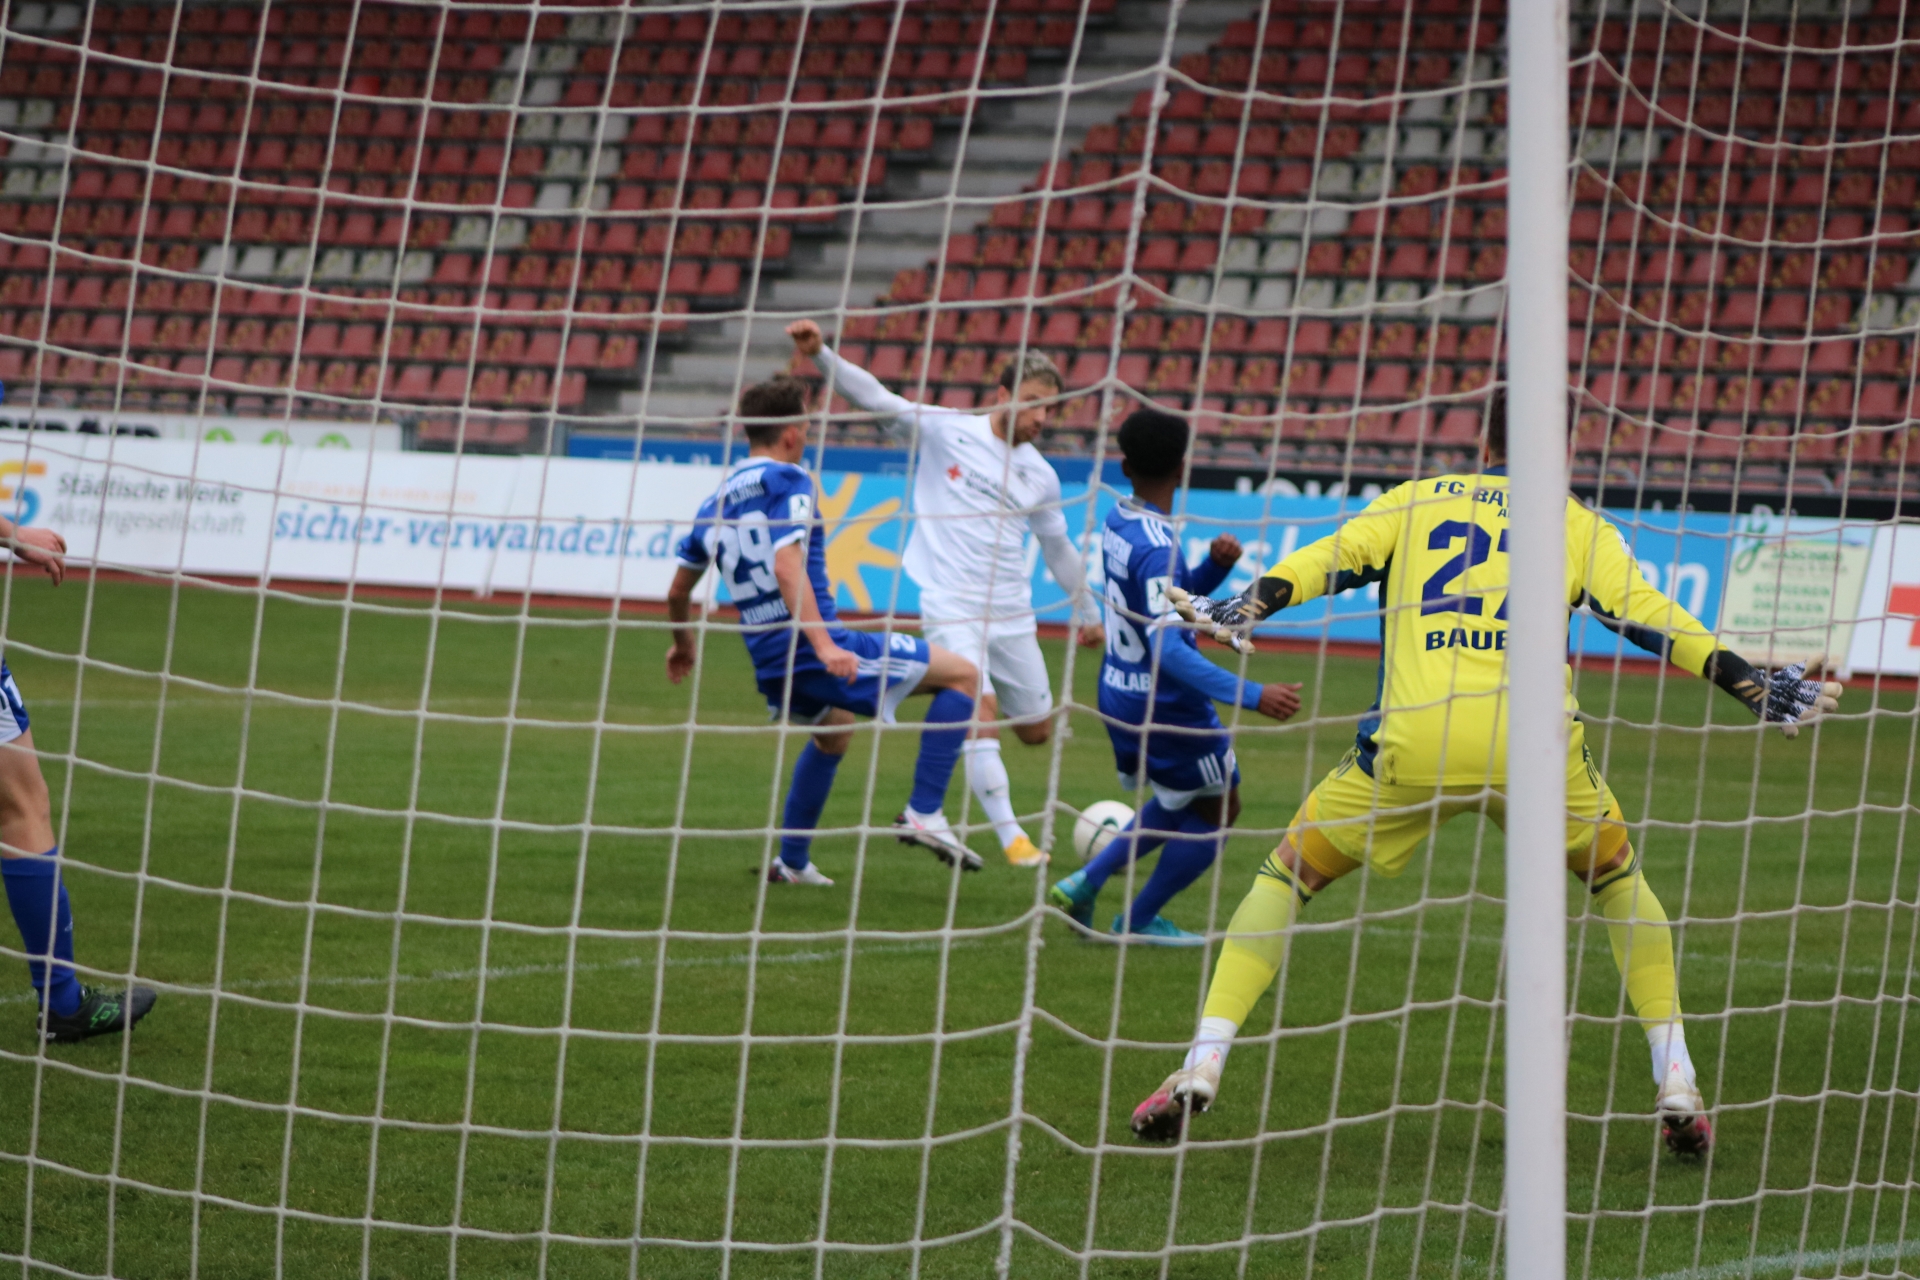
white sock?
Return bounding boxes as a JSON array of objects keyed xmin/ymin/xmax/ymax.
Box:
[
  {"xmin": 905, "ymin": 805, "xmax": 948, "ymax": 825},
  {"xmin": 962, "ymin": 738, "xmax": 1026, "ymax": 849},
  {"xmin": 1646, "ymin": 1022, "xmax": 1695, "ymax": 1089},
  {"xmin": 1183, "ymin": 1015, "xmax": 1239, "ymax": 1073}
]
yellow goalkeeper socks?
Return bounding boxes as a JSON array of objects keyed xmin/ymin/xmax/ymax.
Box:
[
  {"xmin": 1200, "ymin": 862, "xmax": 1311, "ymax": 1030},
  {"xmin": 1589, "ymin": 849, "xmax": 1684, "ymax": 1056}
]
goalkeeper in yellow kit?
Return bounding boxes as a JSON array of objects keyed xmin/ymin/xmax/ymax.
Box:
[{"xmin": 1132, "ymin": 391, "xmax": 1842, "ymax": 1157}]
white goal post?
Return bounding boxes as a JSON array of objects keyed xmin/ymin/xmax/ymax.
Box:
[{"xmin": 1505, "ymin": 0, "xmax": 1572, "ymax": 1274}]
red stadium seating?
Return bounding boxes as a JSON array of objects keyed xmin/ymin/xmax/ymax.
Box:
[
  {"xmin": 0, "ymin": 0, "xmax": 1046, "ymax": 439},
  {"xmin": 822, "ymin": 0, "xmax": 1919, "ymax": 495}
]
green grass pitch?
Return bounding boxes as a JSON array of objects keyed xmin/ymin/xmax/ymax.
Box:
[{"xmin": 1, "ymin": 577, "xmax": 1917, "ymax": 1278}]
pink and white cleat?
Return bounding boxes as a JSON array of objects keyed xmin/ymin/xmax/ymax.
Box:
[
  {"xmin": 1657, "ymin": 1063, "xmax": 1713, "ymax": 1158},
  {"xmin": 1130, "ymin": 1053, "xmax": 1223, "ymax": 1143}
]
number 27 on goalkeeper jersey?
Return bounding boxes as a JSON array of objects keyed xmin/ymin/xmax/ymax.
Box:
[{"xmin": 1260, "ymin": 466, "xmax": 1727, "ymax": 788}]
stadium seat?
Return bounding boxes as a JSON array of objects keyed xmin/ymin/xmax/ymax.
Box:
[{"xmin": 9, "ymin": 0, "xmax": 1919, "ymax": 492}]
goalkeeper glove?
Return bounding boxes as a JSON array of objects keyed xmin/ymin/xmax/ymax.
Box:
[
  {"xmin": 1165, "ymin": 583, "xmax": 1281, "ymax": 654},
  {"xmin": 1721, "ymin": 659, "xmax": 1844, "ymax": 737}
]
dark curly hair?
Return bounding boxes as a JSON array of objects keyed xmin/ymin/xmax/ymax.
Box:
[
  {"xmin": 738, "ymin": 375, "xmax": 810, "ymax": 444},
  {"xmin": 1117, "ymin": 408, "xmax": 1190, "ymax": 480}
]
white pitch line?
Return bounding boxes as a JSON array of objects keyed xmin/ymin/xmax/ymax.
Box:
[
  {"xmin": 4, "ymin": 923, "xmax": 1897, "ymax": 1012},
  {"xmin": 0, "ymin": 938, "xmax": 991, "ymax": 1008},
  {"xmin": 1626, "ymin": 1234, "xmax": 1920, "ymax": 1280}
]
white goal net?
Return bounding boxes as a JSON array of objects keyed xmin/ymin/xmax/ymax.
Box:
[{"xmin": 0, "ymin": 0, "xmax": 1916, "ymax": 1277}]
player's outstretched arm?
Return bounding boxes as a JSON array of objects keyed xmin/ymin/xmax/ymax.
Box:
[
  {"xmin": 1179, "ymin": 533, "xmax": 1244, "ymax": 599},
  {"xmin": 1576, "ymin": 511, "xmax": 1843, "ymax": 736},
  {"xmin": 1166, "ymin": 577, "xmax": 1292, "ymax": 654},
  {"xmin": 1169, "ymin": 489, "xmax": 1408, "ymax": 652},
  {"xmin": 787, "ymin": 319, "xmax": 920, "ymax": 434},
  {"xmin": 771, "ymin": 542, "xmax": 857, "ymax": 681},
  {"xmin": 1145, "ymin": 618, "xmax": 1300, "ymax": 721},
  {"xmin": 1706, "ymin": 653, "xmax": 1843, "ymax": 738},
  {"xmin": 0, "ymin": 518, "xmax": 64, "ymax": 587}
]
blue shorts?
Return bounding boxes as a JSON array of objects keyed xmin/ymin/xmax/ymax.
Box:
[
  {"xmin": 1107, "ymin": 720, "xmax": 1238, "ymax": 810},
  {"xmin": 757, "ymin": 629, "xmax": 932, "ymax": 725},
  {"xmin": 0, "ymin": 661, "xmax": 28, "ymax": 745}
]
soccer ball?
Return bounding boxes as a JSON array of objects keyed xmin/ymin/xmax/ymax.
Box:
[{"xmin": 1073, "ymin": 800, "xmax": 1135, "ymax": 864}]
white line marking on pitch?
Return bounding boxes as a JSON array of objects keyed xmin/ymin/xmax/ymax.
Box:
[
  {"xmin": 0, "ymin": 938, "xmax": 993, "ymax": 1007},
  {"xmin": 4, "ymin": 920, "xmax": 1898, "ymax": 1012},
  {"xmin": 1622, "ymin": 1234, "xmax": 1920, "ymax": 1280}
]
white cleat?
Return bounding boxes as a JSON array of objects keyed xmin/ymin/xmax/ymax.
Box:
[
  {"xmin": 1131, "ymin": 1052, "xmax": 1223, "ymax": 1143},
  {"xmin": 1656, "ymin": 1063, "xmax": 1713, "ymax": 1158},
  {"xmin": 893, "ymin": 809, "xmax": 985, "ymax": 872},
  {"xmin": 768, "ymin": 860, "xmax": 835, "ymax": 886}
]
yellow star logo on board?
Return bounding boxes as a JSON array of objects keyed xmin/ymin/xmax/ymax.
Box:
[{"xmin": 815, "ymin": 473, "xmax": 902, "ymax": 612}]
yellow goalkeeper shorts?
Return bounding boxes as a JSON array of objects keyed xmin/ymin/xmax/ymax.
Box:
[{"xmin": 1278, "ymin": 743, "xmax": 1629, "ymax": 882}]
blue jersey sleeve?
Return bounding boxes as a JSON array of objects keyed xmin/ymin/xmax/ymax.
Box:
[
  {"xmin": 1129, "ymin": 539, "xmax": 1174, "ymax": 622},
  {"xmin": 1136, "ymin": 542, "xmax": 1263, "ymax": 710},
  {"xmin": 1154, "ymin": 638, "xmax": 1263, "ymax": 709},
  {"xmin": 675, "ymin": 497, "xmax": 715, "ymax": 570},
  {"xmin": 1178, "ymin": 545, "xmax": 1235, "ymax": 598},
  {"xmin": 764, "ymin": 468, "xmax": 815, "ymax": 551}
]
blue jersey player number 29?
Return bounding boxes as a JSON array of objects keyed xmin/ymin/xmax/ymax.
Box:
[{"xmin": 662, "ymin": 374, "xmax": 993, "ymax": 881}]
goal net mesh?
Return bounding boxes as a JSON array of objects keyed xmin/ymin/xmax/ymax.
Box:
[{"xmin": 0, "ymin": 0, "xmax": 1915, "ymax": 1276}]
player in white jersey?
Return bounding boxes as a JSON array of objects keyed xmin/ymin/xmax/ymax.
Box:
[{"xmin": 788, "ymin": 320, "xmax": 1103, "ymax": 868}]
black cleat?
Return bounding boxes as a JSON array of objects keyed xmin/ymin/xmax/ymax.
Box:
[{"xmin": 40, "ymin": 984, "xmax": 157, "ymax": 1044}]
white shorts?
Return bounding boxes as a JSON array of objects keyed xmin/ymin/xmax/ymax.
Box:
[{"xmin": 920, "ymin": 619, "xmax": 1054, "ymax": 723}]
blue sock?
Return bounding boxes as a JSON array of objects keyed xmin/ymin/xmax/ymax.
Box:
[
  {"xmin": 779, "ymin": 743, "xmax": 843, "ymax": 870},
  {"xmin": 1082, "ymin": 798, "xmax": 1180, "ymax": 893},
  {"xmin": 3, "ymin": 849, "xmax": 80, "ymax": 1017},
  {"xmin": 908, "ymin": 689, "xmax": 972, "ymax": 815},
  {"xmin": 1121, "ymin": 812, "xmax": 1224, "ymax": 930}
]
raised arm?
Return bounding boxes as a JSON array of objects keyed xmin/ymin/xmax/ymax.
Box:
[
  {"xmin": 787, "ymin": 319, "xmax": 921, "ymax": 439},
  {"xmin": 1576, "ymin": 508, "xmax": 1842, "ymax": 735},
  {"xmin": 1178, "ymin": 533, "xmax": 1243, "ymax": 598}
]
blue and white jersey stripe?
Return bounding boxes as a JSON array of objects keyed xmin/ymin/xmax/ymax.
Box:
[{"xmin": 1097, "ymin": 498, "xmax": 1219, "ymax": 729}]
